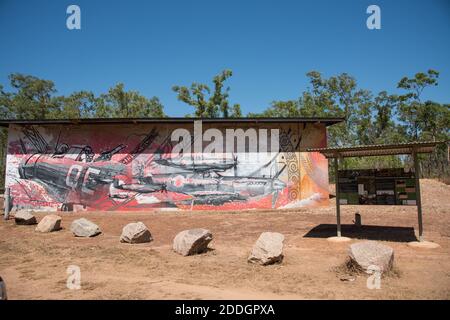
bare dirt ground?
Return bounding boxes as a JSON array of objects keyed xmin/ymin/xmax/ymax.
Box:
[{"xmin": 1, "ymin": 179, "xmax": 449, "ymax": 300}]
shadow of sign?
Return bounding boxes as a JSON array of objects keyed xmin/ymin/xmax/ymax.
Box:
[{"xmin": 304, "ymin": 224, "xmax": 417, "ymax": 242}]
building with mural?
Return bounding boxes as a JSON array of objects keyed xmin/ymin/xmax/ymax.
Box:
[{"xmin": 0, "ymin": 118, "xmax": 342, "ymax": 211}]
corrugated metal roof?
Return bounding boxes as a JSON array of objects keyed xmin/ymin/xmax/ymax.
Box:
[
  {"xmin": 0, "ymin": 117, "xmax": 344, "ymax": 127},
  {"xmin": 307, "ymin": 141, "xmax": 445, "ymax": 158}
]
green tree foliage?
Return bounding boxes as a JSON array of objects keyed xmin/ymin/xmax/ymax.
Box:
[
  {"xmin": 397, "ymin": 70, "xmax": 440, "ymax": 140},
  {"xmin": 98, "ymin": 83, "xmax": 165, "ymax": 118},
  {"xmin": 395, "ymin": 70, "xmax": 449, "ymax": 178},
  {"xmin": 0, "ymin": 74, "xmax": 166, "ymax": 120},
  {"xmin": 0, "ymin": 73, "xmax": 166, "ymax": 188},
  {"xmin": 52, "ymin": 91, "xmax": 98, "ymax": 119},
  {"xmin": 172, "ymin": 70, "xmax": 242, "ymax": 118},
  {"xmin": 251, "ymin": 70, "xmax": 449, "ymax": 180},
  {"xmin": 6, "ymin": 74, "xmax": 58, "ymax": 119}
]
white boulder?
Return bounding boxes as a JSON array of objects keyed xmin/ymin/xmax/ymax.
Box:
[
  {"xmin": 120, "ymin": 222, "xmax": 152, "ymax": 243},
  {"xmin": 248, "ymin": 232, "xmax": 285, "ymax": 265},
  {"xmin": 14, "ymin": 210, "xmax": 37, "ymax": 225},
  {"xmin": 349, "ymin": 241, "xmax": 394, "ymax": 273},
  {"xmin": 173, "ymin": 228, "xmax": 213, "ymax": 256},
  {"xmin": 70, "ymin": 218, "xmax": 101, "ymax": 237},
  {"xmin": 35, "ymin": 214, "xmax": 62, "ymax": 233}
]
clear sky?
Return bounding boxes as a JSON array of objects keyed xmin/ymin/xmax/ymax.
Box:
[{"xmin": 1, "ymin": 0, "xmax": 449, "ymax": 116}]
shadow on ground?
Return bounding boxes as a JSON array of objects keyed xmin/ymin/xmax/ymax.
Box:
[{"xmin": 304, "ymin": 224, "xmax": 417, "ymax": 242}]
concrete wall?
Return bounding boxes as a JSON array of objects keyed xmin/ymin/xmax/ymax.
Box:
[{"xmin": 5, "ymin": 122, "xmax": 329, "ymax": 211}]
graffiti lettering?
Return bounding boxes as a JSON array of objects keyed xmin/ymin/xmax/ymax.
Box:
[
  {"xmin": 66, "ymin": 165, "xmax": 83, "ymax": 190},
  {"xmin": 81, "ymin": 167, "xmax": 101, "ymax": 194}
]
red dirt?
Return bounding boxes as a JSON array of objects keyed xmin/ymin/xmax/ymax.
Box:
[{"xmin": 0, "ymin": 179, "xmax": 449, "ymax": 299}]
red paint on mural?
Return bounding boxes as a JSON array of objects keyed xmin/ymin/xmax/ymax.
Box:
[{"xmin": 5, "ymin": 124, "xmax": 329, "ymax": 211}]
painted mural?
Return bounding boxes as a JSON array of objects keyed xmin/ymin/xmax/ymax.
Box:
[{"xmin": 5, "ymin": 122, "xmax": 329, "ymax": 211}]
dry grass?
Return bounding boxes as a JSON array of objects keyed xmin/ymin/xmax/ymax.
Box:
[{"xmin": 333, "ymin": 258, "xmax": 402, "ymax": 280}]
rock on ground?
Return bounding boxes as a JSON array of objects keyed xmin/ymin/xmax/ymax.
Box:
[
  {"xmin": 349, "ymin": 241, "xmax": 394, "ymax": 273},
  {"xmin": 14, "ymin": 210, "xmax": 37, "ymax": 225},
  {"xmin": 70, "ymin": 218, "xmax": 101, "ymax": 237},
  {"xmin": 35, "ymin": 215, "xmax": 62, "ymax": 233},
  {"xmin": 9, "ymin": 206, "xmax": 17, "ymax": 213},
  {"xmin": 248, "ymin": 232, "xmax": 285, "ymax": 265},
  {"xmin": 173, "ymin": 228, "xmax": 213, "ymax": 256},
  {"xmin": 120, "ymin": 222, "xmax": 152, "ymax": 243}
]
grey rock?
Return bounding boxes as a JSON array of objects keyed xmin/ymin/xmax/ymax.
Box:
[
  {"xmin": 120, "ymin": 222, "xmax": 152, "ymax": 243},
  {"xmin": 173, "ymin": 228, "xmax": 213, "ymax": 256},
  {"xmin": 14, "ymin": 210, "xmax": 37, "ymax": 225},
  {"xmin": 35, "ymin": 214, "xmax": 62, "ymax": 233},
  {"xmin": 349, "ymin": 241, "xmax": 394, "ymax": 273},
  {"xmin": 70, "ymin": 218, "xmax": 101, "ymax": 237},
  {"xmin": 248, "ymin": 232, "xmax": 285, "ymax": 265}
]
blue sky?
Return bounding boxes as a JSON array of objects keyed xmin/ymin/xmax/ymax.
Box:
[{"xmin": 0, "ymin": 0, "xmax": 449, "ymax": 116}]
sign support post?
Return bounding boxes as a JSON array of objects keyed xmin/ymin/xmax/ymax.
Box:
[
  {"xmin": 413, "ymin": 149, "xmax": 424, "ymax": 242},
  {"xmin": 4, "ymin": 187, "xmax": 10, "ymax": 220},
  {"xmin": 334, "ymin": 156, "xmax": 341, "ymax": 237}
]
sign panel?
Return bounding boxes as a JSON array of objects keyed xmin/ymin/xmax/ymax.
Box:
[{"xmin": 338, "ymin": 168, "xmax": 417, "ymax": 205}]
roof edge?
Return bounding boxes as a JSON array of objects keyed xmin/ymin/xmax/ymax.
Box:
[
  {"xmin": 0, "ymin": 117, "xmax": 345, "ymax": 127},
  {"xmin": 307, "ymin": 141, "xmax": 447, "ymax": 158}
]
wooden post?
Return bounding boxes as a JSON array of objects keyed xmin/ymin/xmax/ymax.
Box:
[
  {"xmin": 4, "ymin": 187, "xmax": 10, "ymax": 220},
  {"xmin": 413, "ymin": 150, "xmax": 424, "ymax": 242},
  {"xmin": 354, "ymin": 212, "xmax": 362, "ymax": 228},
  {"xmin": 334, "ymin": 157, "xmax": 341, "ymax": 237}
]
